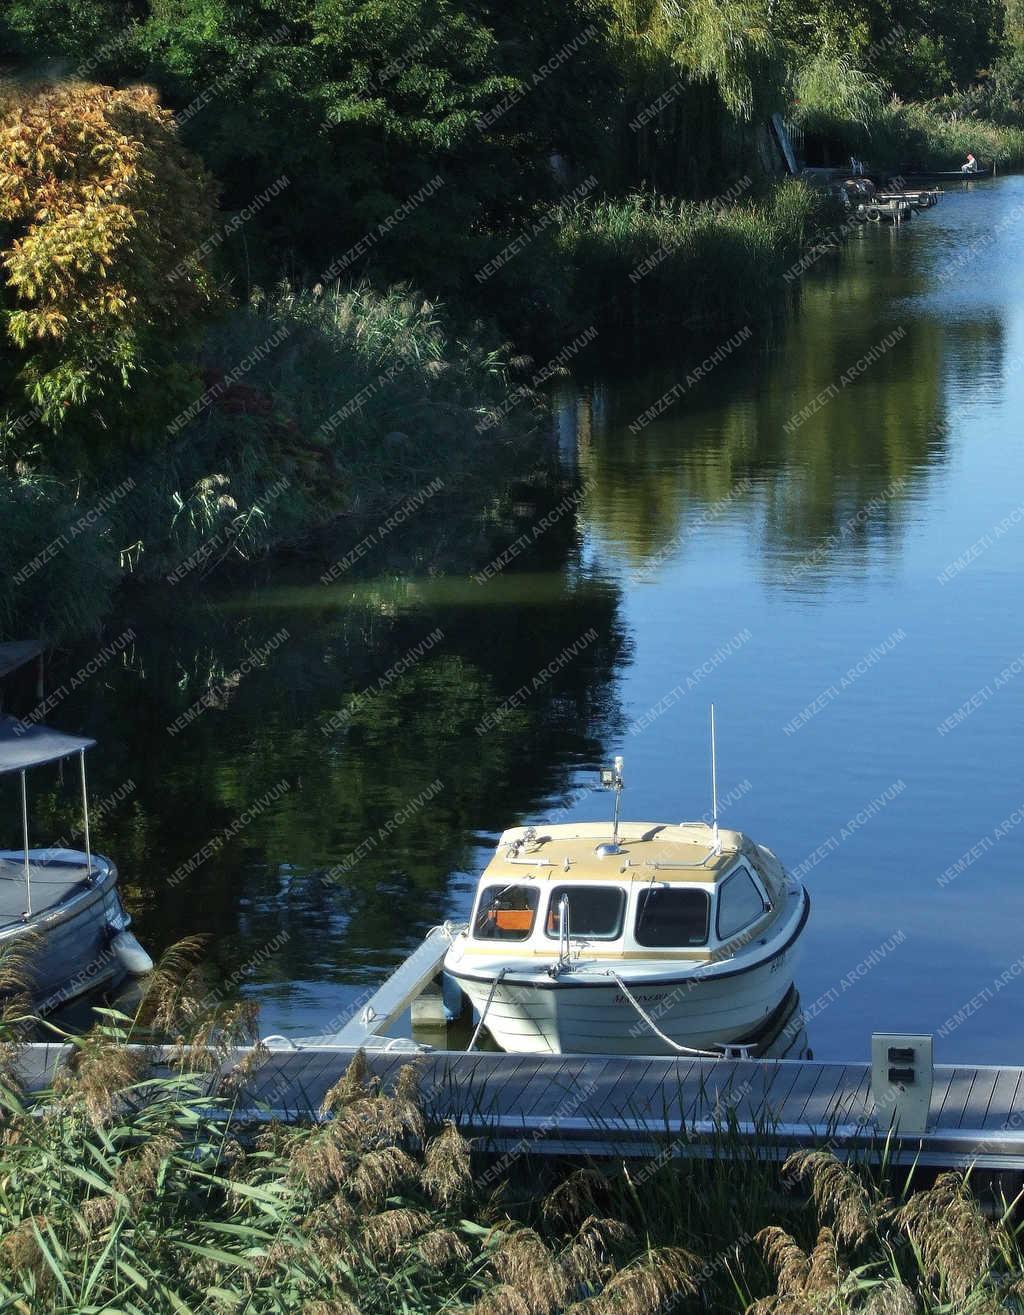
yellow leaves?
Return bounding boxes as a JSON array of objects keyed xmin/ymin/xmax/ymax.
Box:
[
  {"xmin": 7, "ymin": 307, "xmax": 69, "ymax": 343},
  {"xmin": 0, "ymin": 79, "xmax": 222, "ymax": 416}
]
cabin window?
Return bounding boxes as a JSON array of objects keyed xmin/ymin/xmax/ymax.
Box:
[
  {"xmin": 634, "ymin": 888, "xmax": 709, "ymax": 947},
  {"xmin": 544, "ymin": 885, "xmax": 626, "ymax": 940},
  {"xmin": 716, "ymin": 867, "xmax": 767, "ymax": 941},
  {"xmin": 473, "ymin": 884, "xmax": 539, "ymax": 941}
]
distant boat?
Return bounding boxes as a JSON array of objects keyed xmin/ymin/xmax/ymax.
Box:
[
  {"xmin": 0, "ymin": 650, "xmax": 152, "ymax": 1015},
  {"xmin": 443, "ymin": 745, "xmax": 809, "ymax": 1056},
  {"xmin": 888, "ymin": 165, "xmax": 994, "ymax": 182}
]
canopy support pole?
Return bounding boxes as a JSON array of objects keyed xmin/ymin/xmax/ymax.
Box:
[
  {"xmin": 20, "ymin": 769, "xmax": 31, "ymax": 918},
  {"xmin": 79, "ymin": 750, "xmax": 92, "ymax": 880}
]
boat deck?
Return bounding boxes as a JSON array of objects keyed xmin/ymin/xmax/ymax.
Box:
[
  {"xmin": 13, "ymin": 1043, "xmax": 1024, "ymax": 1170},
  {"xmin": 0, "ymin": 850, "xmax": 94, "ymax": 929}
]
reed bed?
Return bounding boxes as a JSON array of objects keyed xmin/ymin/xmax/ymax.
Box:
[
  {"xmin": 791, "ymin": 53, "xmax": 1024, "ymax": 170},
  {"xmin": 1, "ymin": 281, "xmax": 541, "ymax": 640},
  {"xmin": 548, "ymin": 180, "xmax": 842, "ymax": 342},
  {"xmin": 1, "ymin": 945, "xmax": 1021, "ymax": 1314}
]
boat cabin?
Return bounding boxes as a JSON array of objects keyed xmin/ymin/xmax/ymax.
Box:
[{"xmin": 466, "ymin": 822, "xmax": 783, "ymax": 960}]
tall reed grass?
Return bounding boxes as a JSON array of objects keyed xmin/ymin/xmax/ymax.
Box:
[
  {"xmin": 792, "ymin": 51, "xmax": 1024, "ymax": 169},
  {"xmin": 1, "ymin": 946, "xmax": 1020, "ymax": 1314},
  {"xmin": 1, "ymin": 282, "xmax": 541, "ymax": 640},
  {"xmin": 549, "ymin": 180, "xmax": 842, "ymax": 341},
  {"xmin": 109, "ymin": 283, "xmax": 535, "ymax": 586}
]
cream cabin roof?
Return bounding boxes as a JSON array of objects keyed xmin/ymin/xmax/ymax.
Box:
[{"xmin": 484, "ymin": 822, "xmax": 763, "ymax": 885}]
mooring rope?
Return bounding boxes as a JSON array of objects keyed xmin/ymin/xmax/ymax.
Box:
[
  {"xmin": 606, "ymin": 970, "xmax": 722, "ymax": 1057},
  {"xmin": 467, "ymin": 967, "xmax": 508, "ymax": 1051}
]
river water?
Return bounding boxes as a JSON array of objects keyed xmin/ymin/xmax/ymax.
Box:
[{"xmin": 23, "ymin": 173, "xmax": 1024, "ymax": 1062}]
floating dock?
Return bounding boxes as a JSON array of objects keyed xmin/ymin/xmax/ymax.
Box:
[
  {"xmin": 852, "ymin": 198, "xmax": 912, "ymax": 224},
  {"xmin": 13, "ymin": 927, "xmax": 1024, "ymax": 1172},
  {"xmin": 14, "ymin": 1040, "xmax": 1024, "ymax": 1171}
]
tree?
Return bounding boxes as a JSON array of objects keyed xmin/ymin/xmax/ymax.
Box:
[
  {"xmin": 132, "ymin": 0, "xmax": 620, "ymax": 283},
  {"xmin": 0, "ymin": 81, "xmax": 220, "ymax": 428}
]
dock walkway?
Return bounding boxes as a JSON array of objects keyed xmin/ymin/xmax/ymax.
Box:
[
  {"xmin": 15, "ymin": 1042, "xmax": 1024, "ymax": 1171},
  {"xmin": 15, "ymin": 930, "xmax": 1024, "ymax": 1171}
]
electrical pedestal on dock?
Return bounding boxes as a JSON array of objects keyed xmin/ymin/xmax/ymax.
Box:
[{"xmin": 871, "ymin": 1033, "xmax": 934, "ymax": 1134}]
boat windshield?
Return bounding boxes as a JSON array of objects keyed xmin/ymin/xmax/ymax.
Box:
[
  {"xmin": 473, "ymin": 884, "xmax": 539, "ymax": 941},
  {"xmin": 544, "ymin": 885, "xmax": 625, "ymax": 939},
  {"xmin": 716, "ymin": 866, "xmax": 766, "ymax": 939},
  {"xmin": 635, "ymin": 887, "xmax": 709, "ymax": 947}
]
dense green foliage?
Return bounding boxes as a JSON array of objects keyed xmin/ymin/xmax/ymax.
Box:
[
  {"xmin": 1, "ymin": 281, "xmax": 538, "ymax": 642},
  {"xmin": 789, "ymin": 48, "xmax": 1024, "ymax": 164},
  {"xmin": 549, "ymin": 180, "xmax": 841, "ymax": 341},
  {"xmin": 3, "ymin": 0, "xmax": 621, "ymax": 281}
]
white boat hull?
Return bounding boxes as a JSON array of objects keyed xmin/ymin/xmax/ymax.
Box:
[
  {"xmin": 446, "ymin": 818, "xmax": 810, "ymax": 1056},
  {"xmin": 449, "ymin": 930, "xmax": 804, "ymax": 1056}
]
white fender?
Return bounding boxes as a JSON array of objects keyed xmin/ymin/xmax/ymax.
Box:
[{"xmin": 111, "ymin": 930, "xmax": 154, "ymax": 976}]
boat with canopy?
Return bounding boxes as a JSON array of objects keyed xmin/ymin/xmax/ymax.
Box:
[{"xmin": 0, "ymin": 702, "xmax": 152, "ymax": 1013}]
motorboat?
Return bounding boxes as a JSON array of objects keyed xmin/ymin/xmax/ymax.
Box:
[
  {"xmin": 443, "ymin": 750, "xmax": 809, "ymax": 1056},
  {"xmin": 0, "ymin": 684, "xmax": 152, "ymax": 1014}
]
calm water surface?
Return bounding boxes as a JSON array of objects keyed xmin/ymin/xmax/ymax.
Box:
[{"xmin": 28, "ymin": 174, "xmax": 1024, "ymax": 1061}]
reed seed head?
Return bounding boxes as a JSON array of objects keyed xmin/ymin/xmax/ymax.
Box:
[
  {"xmin": 893, "ymin": 1172, "xmax": 993, "ymax": 1303},
  {"xmin": 422, "ymin": 1119, "xmax": 473, "ymax": 1208},
  {"xmin": 783, "ymin": 1151, "xmax": 876, "ymax": 1247},
  {"xmin": 417, "ymin": 1227, "xmax": 472, "ymax": 1267},
  {"xmin": 360, "ymin": 1206, "xmax": 432, "ymax": 1260}
]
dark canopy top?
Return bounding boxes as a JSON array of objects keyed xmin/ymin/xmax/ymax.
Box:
[
  {"xmin": 0, "ymin": 641, "xmax": 42, "ymax": 681},
  {"xmin": 0, "ymin": 715, "xmax": 95, "ymax": 775}
]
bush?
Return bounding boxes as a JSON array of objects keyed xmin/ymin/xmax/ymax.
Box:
[
  {"xmin": 0, "ymin": 280, "xmax": 541, "ymax": 630},
  {"xmin": 131, "ymin": 282, "xmax": 530, "ymax": 578}
]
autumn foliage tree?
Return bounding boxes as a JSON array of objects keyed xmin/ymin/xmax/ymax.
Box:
[{"xmin": 0, "ymin": 81, "xmax": 220, "ymax": 428}]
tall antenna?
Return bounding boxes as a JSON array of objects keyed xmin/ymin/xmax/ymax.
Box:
[{"xmin": 710, "ymin": 705, "xmax": 720, "ymax": 853}]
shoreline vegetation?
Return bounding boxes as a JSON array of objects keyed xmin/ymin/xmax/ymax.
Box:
[
  {"xmin": 1, "ymin": 960, "xmax": 1022, "ymax": 1315},
  {"xmin": 4, "ymin": 3, "xmax": 1024, "ymax": 642}
]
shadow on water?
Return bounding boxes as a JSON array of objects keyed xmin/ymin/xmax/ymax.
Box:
[{"xmin": 4, "ymin": 477, "xmax": 630, "ymax": 1032}]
